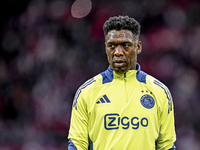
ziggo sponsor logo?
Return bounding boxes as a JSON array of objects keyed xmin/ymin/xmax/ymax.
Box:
[{"xmin": 104, "ymin": 113, "xmax": 148, "ymax": 130}]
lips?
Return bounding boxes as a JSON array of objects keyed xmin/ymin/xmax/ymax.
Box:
[
  {"xmin": 113, "ymin": 58, "xmax": 125, "ymax": 62},
  {"xmin": 113, "ymin": 59, "xmax": 125, "ymax": 67},
  {"xmin": 114, "ymin": 59, "xmax": 125, "ymax": 63},
  {"xmin": 114, "ymin": 60, "xmax": 124, "ymax": 63}
]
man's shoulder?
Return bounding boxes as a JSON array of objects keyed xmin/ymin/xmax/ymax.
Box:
[
  {"xmin": 78, "ymin": 73, "xmax": 105, "ymax": 91},
  {"xmin": 145, "ymin": 74, "xmax": 172, "ymax": 101},
  {"xmin": 139, "ymin": 71, "xmax": 169, "ymax": 92},
  {"xmin": 147, "ymin": 75, "xmax": 169, "ymax": 89}
]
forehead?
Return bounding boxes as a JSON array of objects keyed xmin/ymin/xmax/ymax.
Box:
[{"xmin": 105, "ymin": 30, "xmax": 135, "ymax": 42}]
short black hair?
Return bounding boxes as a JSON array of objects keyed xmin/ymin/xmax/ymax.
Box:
[{"xmin": 103, "ymin": 15, "xmax": 141, "ymax": 38}]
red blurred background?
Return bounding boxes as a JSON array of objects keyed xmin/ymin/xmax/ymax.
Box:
[{"xmin": 0, "ymin": 0, "xmax": 200, "ymax": 149}]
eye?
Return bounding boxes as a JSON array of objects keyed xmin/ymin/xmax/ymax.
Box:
[
  {"xmin": 123, "ymin": 43, "xmax": 131, "ymax": 48},
  {"xmin": 107, "ymin": 44, "xmax": 116, "ymax": 49}
]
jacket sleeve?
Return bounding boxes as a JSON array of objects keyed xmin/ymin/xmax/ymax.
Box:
[
  {"xmin": 155, "ymin": 83, "xmax": 176, "ymax": 150},
  {"xmin": 68, "ymin": 88, "xmax": 89, "ymax": 150}
]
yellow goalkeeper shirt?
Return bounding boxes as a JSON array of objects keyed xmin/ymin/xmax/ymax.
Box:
[{"xmin": 68, "ymin": 64, "xmax": 176, "ymax": 150}]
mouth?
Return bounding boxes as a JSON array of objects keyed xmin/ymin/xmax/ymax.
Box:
[{"xmin": 113, "ymin": 60, "xmax": 126, "ymax": 67}]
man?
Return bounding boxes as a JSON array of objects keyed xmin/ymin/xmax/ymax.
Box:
[{"xmin": 68, "ymin": 16, "xmax": 176, "ymax": 150}]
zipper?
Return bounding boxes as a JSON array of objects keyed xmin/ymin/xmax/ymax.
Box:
[{"xmin": 124, "ymin": 73, "xmax": 128, "ymax": 103}]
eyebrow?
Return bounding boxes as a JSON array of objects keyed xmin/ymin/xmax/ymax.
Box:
[{"xmin": 106, "ymin": 41, "xmax": 132, "ymax": 45}]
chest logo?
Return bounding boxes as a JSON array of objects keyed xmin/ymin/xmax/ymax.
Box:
[
  {"xmin": 140, "ymin": 94, "xmax": 155, "ymax": 109},
  {"xmin": 96, "ymin": 95, "xmax": 111, "ymax": 104}
]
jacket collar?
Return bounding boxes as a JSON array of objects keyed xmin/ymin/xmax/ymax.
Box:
[{"xmin": 101, "ymin": 63, "xmax": 147, "ymax": 84}]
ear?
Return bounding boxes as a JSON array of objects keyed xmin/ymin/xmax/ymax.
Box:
[
  {"xmin": 137, "ymin": 41, "xmax": 142, "ymax": 54},
  {"xmin": 105, "ymin": 42, "xmax": 108, "ymax": 53}
]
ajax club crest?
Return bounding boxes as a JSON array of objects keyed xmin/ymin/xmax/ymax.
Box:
[{"xmin": 140, "ymin": 94, "xmax": 155, "ymax": 109}]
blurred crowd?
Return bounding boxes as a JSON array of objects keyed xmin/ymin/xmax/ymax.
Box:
[{"xmin": 0, "ymin": 0, "xmax": 200, "ymax": 149}]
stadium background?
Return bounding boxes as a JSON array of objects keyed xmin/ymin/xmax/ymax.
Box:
[{"xmin": 0, "ymin": 0, "xmax": 200, "ymax": 149}]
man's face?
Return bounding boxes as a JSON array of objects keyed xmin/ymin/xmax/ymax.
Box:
[{"xmin": 105, "ymin": 30, "xmax": 142, "ymax": 74}]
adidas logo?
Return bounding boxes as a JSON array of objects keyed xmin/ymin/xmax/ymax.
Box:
[{"xmin": 96, "ymin": 95, "xmax": 111, "ymax": 104}]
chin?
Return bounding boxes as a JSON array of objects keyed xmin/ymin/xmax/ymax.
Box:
[
  {"xmin": 110, "ymin": 65, "xmax": 129, "ymax": 74},
  {"xmin": 113, "ymin": 68, "xmax": 127, "ymax": 74}
]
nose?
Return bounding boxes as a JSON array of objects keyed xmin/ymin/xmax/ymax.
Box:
[{"xmin": 114, "ymin": 45, "xmax": 124, "ymax": 56}]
